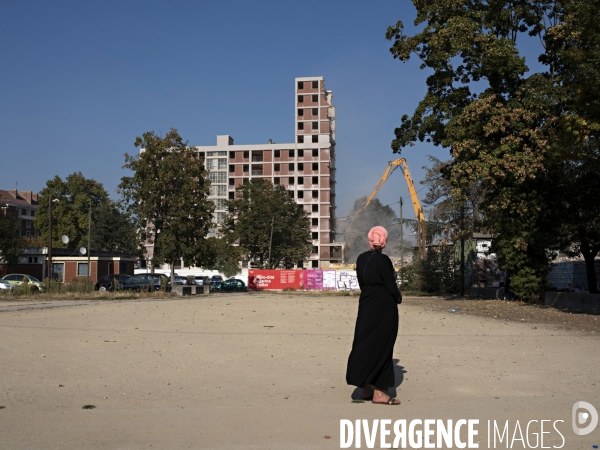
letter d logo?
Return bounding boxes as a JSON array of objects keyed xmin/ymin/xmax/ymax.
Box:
[{"xmin": 572, "ymin": 401, "xmax": 598, "ymax": 436}]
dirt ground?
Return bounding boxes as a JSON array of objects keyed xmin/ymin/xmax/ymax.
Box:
[{"xmin": 0, "ymin": 293, "xmax": 598, "ymax": 449}]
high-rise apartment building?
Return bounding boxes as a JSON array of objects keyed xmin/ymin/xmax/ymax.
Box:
[{"xmin": 196, "ymin": 76, "xmax": 342, "ymax": 269}]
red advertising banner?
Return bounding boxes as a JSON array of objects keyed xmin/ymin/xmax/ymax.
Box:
[{"xmin": 248, "ymin": 270, "xmax": 303, "ymax": 290}]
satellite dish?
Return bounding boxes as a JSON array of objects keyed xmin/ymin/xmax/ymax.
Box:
[
  {"xmin": 79, "ymin": 247, "xmax": 87, "ymax": 255},
  {"xmin": 62, "ymin": 235, "xmax": 69, "ymax": 244}
]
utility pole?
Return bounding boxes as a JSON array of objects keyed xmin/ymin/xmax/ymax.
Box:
[
  {"xmin": 47, "ymin": 194, "xmax": 53, "ymax": 281},
  {"xmin": 268, "ymin": 216, "xmax": 274, "ymax": 268},
  {"xmin": 460, "ymin": 205, "xmax": 465, "ymax": 297},
  {"xmin": 399, "ymin": 197, "xmax": 404, "ymax": 279},
  {"xmin": 87, "ymin": 202, "xmax": 91, "ymax": 278}
]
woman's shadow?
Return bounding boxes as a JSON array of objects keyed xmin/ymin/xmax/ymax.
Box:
[{"xmin": 350, "ymin": 359, "xmax": 406, "ymax": 400}]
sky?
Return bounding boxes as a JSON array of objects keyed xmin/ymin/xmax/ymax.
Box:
[{"xmin": 1, "ymin": 0, "xmax": 545, "ymax": 221}]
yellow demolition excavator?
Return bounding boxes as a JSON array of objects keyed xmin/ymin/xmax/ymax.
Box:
[{"xmin": 342, "ymin": 158, "xmax": 426, "ymax": 259}]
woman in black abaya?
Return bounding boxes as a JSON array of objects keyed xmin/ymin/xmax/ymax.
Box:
[{"xmin": 346, "ymin": 226, "xmax": 402, "ymax": 405}]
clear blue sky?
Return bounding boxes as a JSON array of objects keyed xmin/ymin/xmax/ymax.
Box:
[{"xmin": 0, "ymin": 0, "xmax": 542, "ymax": 219}]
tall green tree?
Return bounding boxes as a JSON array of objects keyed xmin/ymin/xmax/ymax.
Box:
[
  {"xmin": 386, "ymin": 0, "xmax": 600, "ymax": 300},
  {"xmin": 221, "ymin": 179, "xmax": 311, "ymax": 268},
  {"xmin": 119, "ymin": 128, "xmax": 214, "ymax": 282},
  {"xmin": 204, "ymin": 237, "xmax": 242, "ymax": 278},
  {"xmin": 90, "ymin": 201, "xmax": 141, "ymax": 257},
  {"xmin": 545, "ymin": 0, "xmax": 600, "ymax": 293},
  {"xmin": 0, "ymin": 211, "xmax": 24, "ymax": 268},
  {"xmin": 35, "ymin": 172, "xmax": 111, "ymax": 250}
]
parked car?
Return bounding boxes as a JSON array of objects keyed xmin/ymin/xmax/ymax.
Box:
[
  {"xmin": 0, "ymin": 279, "xmax": 13, "ymax": 290},
  {"xmin": 212, "ymin": 278, "xmax": 247, "ymax": 292},
  {"xmin": 95, "ymin": 274, "xmax": 131, "ymax": 292},
  {"xmin": 173, "ymin": 276, "xmax": 189, "ymax": 285},
  {"xmin": 1, "ymin": 274, "xmax": 45, "ymax": 291},
  {"xmin": 121, "ymin": 273, "xmax": 170, "ymax": 292},
  {"xmin": 194, "ymin": 276, "xmax": 211, "ymax": 286},
  {"xmin": 210, "ymin": 275, "xmax": 224, "ymax": 285}
]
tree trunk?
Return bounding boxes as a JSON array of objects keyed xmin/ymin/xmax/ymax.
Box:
[
  {"xmin": 170, "ymin": 261, "xmax": 175, "ymax": 287},
  {"xmin": 581, "ymin": 243, "xmax": 599, "ymax": 294}
]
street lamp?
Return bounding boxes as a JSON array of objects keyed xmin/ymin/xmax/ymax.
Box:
[
  {"xmin": 47, "ymin": 197, "xmax": 59, "ymax": 281},
  {"xmin": 87, "ymin": 202, "xmax": 91, "ymax": 278}
]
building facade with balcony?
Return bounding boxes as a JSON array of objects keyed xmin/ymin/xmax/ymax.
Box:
[
  {"xmin": 195, "ymin": 76, "xmax": 342, "ymax": 269},
  {"xmin": 0, "ymin": 189, "xmax": 40, "ymax": 239}
]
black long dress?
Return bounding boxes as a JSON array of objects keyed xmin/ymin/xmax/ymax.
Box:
[{"xmin": 346, "ymin": 250, "xmax": 402, "ymax": 391}]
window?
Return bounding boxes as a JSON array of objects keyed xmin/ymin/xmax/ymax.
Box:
[
  {"xmin": 298, "ymin": 149, "xmax": 304, "ymax": 157},
  {"xmin": 312, "ymin": 162, "xmax": 318, "ymax": 171},
  {"xmin": 31, "ymin": 210, "xmax": 35, "ymax": 217},
  {"xmin": 274, "ymin": 150, "xmax": 280, "ymax": 158},
  {"xmin": 297, "ymin": 190, "xmax": 304, "ymax": 198},
  {"xmin": 229, "ymin": 164, "xmax": 235, "ymax": 173},
  {"xmin": 312, "ymin": 246, "xmax": 318, "ymax": 254},
  {"xmin": 288, "ymin": 163, "xmax": 294, "ymax": 171},
  {"xmin": 312, "ymin": 108, "xmax": 318, "ymax": 116},
  {"xmin": 251, "ymin": 166, "xmax": 263, "ymax": 176},
  {"xmin": 52, "ymin": 263, "xmax": 64, "ymax": 282},
  {"xmin": 312, "ymin": 204, "xmax": 318, "ymax": 212},
  {"xmin": 298, "ymin": 122, "xmax": 304, "ymax": 130},
  {"xmin": 206, "ymin": 158, "xmax": 227, "ymax": 170},
  {"xmin": 77, "ymin": 263, "xmax": 89, "ymax": 276},
  {"xmin": 312, "ymin": 149, "xmax": 318, "ymax": 157},
  {"xmin": 311, "ymin": 260, "xmax": 318, "ymax": 268},
  {"xmin": 212, "ymin": 212, "xmax": 225, "ymax": 224},
  {"xmin": 312, "ymin": 190, "xmax": 319, "ymax": 199},
  {"xmin": 312, "ymin": 176, "xmax": 318, "ymax": 185},
  {"xmin": 289, "ymin": 149, "xmax": 295, "ymax": 158},
  {"xmin": 207, "ymin": 151, "xmax": 227, "ymax": 157},
  {"xmin": 312, "ymin": 232, "xmax": 318, "ymax": 240},
  {"xmin": 26, "ymin": 219, "xmax": 31, "ymax": 228},
  {"xmin": 228, "ymin": 178, "xmax": 235, "ymax": 185},
  {"xmin": 229, "ymin": 151, "xmax": 235, "ymax": 159},
  {"xmin": 312, "ymin": 80, "xmax": 318, "ymax": 89},
  {"xmin": 251, "ymin": 151, "xmax": 263, "ymax": 162},
  {"xmin": 312, "ymin": 135, "xmax": 318, "ymax": 143},
  {"xmin": 297, "ymin": 136, "xmax": 304, "ymax": 143},
  {"xmin": 22, "ymin": 209, "xmax": 27, "ymax": 215},
  {"xmin": 243, "ymin": 151, "xmax": 249, "ymax": 159},
  {"xmin": 312, "ymin": 94, "xmax": 318, "ymax": 102},
  {"xmin": 26, "ymin": 231, "xmax": 31, "ymax": 238},
  {"xmin": 298, "ymin": 163, "xmax": 304, "ymax": 171},
  {"xmin": 210, "ymin": 185, "xmax": 227, "ymax": 196},
  {"xmin": 274, "ymin": 177, "xmax": 280, "ymax": 185},
  {"xmin": 288, "ymin": 190, "xmax": 294, "ymax": 198},
  {"xmin": 289, "ymin": 177, "xmax": 295, "ymax": 185},
  {"xmin": 229, "ymin": 192, "xmax": 235, "ymax": 200},
  {"xmin": 298, "ymin": 95, "xmax": 303, "ymax": 103},
  {"xmin": 243, "ymin": 164, "xmax": 249, "ymax": 172},
  {"xmin": 312, "ymin": 218, "xmax": 319, "ymax": 226},
  {"xmin": 274, "ymin": 163, "xmax": 280, "ymax": 172},
  {"xmin": 213, "ymin": 199, "xmax": 226, "ymax": 210},
  {"xmin": 298, "ymin": 81, "xmax": 304, "ymax": 89},
  {"xmin": 297, "ymin": 176, "xmax": 304, "ymax": 184},
  {"xmin": 242, "ymin": 178, "xmax": 249, "ymax": 185},
  {"xmin": 298, "ymin": 109, "xmax": 304, "ymax": 116},
  {"xmin": 312, "ymin": 122, "xmax": 318, "ymax": 130},
  {"xmin": 209, "ymin": 172, "xmax": 227, "ymax": 183}
]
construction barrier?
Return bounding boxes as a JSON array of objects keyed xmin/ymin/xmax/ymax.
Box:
[{"xmin": 248, "ymin": 269, "xmax": 358, "ymax": 291}]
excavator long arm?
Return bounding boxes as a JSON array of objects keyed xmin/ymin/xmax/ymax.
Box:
[
  {"xmin": 398, "ymin": 159, "xmax": 425, "ymax": 222},
  {"xmin": 347, "ymin": 158, "xmax": 426, "ymax": 259},
  {"xmin": 352, "ymin": 158, "xmax": 424, "ymax": 223}
]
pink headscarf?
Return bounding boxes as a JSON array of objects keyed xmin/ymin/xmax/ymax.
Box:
[{"xmin": 368, "ymin": 226, "xmax": 388, "ymax": 250}]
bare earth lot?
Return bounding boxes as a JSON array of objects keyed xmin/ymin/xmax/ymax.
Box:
[{"xmin": 0, "ymin": 293, "xmax": 598, "ymax": 449}]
